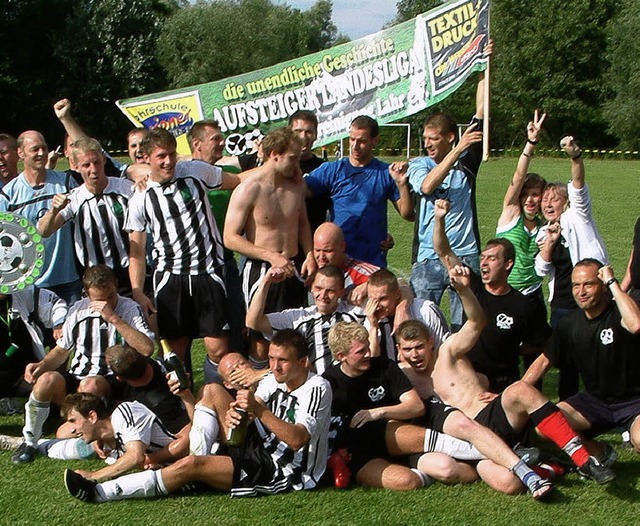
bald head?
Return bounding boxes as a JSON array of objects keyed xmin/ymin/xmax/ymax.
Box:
[
  {"xmin": 218, "ymin": 352, "xmax": 251, "ymax": 386},
  {"xmin": 313, "ymin": 222, "xmax": 347, "ymax": 268}
]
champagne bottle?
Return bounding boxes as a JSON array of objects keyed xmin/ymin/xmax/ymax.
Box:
[{"xmin": 160, "ymin": 339, "xmax": 190, "ymax": 391}]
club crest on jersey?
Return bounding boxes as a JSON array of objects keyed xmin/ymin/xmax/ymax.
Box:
[
  {"xmin": 495, "ymin": 313, "xmax": 514, "ymax": 330},
  {"xmin": 368, "ymin": 385, "xmax": 386, "ymax": 402},
  {"xmin": 600, "ymin": 328, "xmax": 614, "ymax": 345}
]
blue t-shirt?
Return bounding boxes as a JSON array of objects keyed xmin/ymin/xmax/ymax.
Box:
[
  {"xmin": 0, "ymin": 170, "xmax": 79, "ymax": 287},
  {"xmin": 306, "ymin": 158, "xmax": 399, "ymax": 267},
  {"xmin": 408, "ymin": 146, "xmax": 481, "ymax": 262}
]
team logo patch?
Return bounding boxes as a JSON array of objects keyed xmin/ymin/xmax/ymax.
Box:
[
  {"xmin": 496, "ymin": 313, "xmax": 514, "ymax": 330},
  {"xmin": 600, "ymin": 328, "xmax": 614, "ymax": 345},
  {"xmin": 368, "ymin": 385, "xmax": 386, "ymax": 402}
]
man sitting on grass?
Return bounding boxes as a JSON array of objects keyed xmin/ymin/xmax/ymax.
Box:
[{"xmin": 64, "ymin": 329, "xmax": 332, "ymax": 502}]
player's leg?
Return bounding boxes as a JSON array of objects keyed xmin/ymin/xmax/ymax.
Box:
[
  {"xmin": 413, "ymin": 452, "xmax": 478, "ymax": 484},
  {"xmin": 189, "ymin": 383, "xmax": 233, "ymax": 455},
  {"xmin": 356, "ymin": 458, "xmax": 426, "ymax": 490}
]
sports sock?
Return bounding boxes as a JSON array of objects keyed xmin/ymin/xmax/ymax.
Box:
[
  {"xmin": 189, "ymin": 404, "xmax": 219, "ymax": 456},
  {"xmin": 37, "ymin": 438, "xmax": 96, "ymax": 459},
  {"xmin": 23, "ymin": 394, "xmax": 50, "ymax": 446},
  {"xmin": 96, "ymin": 470, "xmax": 166, "ymax": 502},
  {"xmin": 423, "ymin": 429, "xmax": 485, "ymax": 460},
  {"xmin": 530, "ymin": 402, "xmax": 590, "ymax": 467},
  {"xmin": 410, "ymin": 468, "xmax": 433, "ymax": 487},
  {"xmin": 510, "ymin": 459, "xmax": 545, "ymax": 493}
]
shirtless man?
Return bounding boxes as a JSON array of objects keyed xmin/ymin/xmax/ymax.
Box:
[
  {"xmin": 224, "ymin": 126, "xmax": 316, "ymax": 361},
  {"xmin": 401, "ymin": 211, "xmax": 617, "ymax": 486}
]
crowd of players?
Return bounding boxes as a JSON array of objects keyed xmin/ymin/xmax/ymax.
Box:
[{"xmin": 1, "ymin": 42, "xmax": 640, "ymax": 504}]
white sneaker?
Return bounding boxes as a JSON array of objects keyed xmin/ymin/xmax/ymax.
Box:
[{"xmin": 0, "ymin": 434, "xmax": 23, "ymax": 451}]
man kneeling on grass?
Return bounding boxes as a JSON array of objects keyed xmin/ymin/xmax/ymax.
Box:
[{"xmin": 64, "ymin": 329, "xmax": 332, "ymax": 502}]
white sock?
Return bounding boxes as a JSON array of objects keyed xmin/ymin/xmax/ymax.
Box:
[
  {"xmin": 411, "ymin": 468, "xmax": 433, "ymax": 487},
  {"xmin": 37, "ymin": 438, "xmax": 96, "ymax": 459},
  {"xmin": 95, "ymin": 470, "xmax": 167, "ymax": 502},
  {"xmin": 423, "ymin": 429, "xmax": 485, "ymax": 460},
  {"xmin": 189, "ymin": 404, "xmax": 219, "ymax": 456},
  {"xmin": 23, "ymin": 394, "xmax": 50, "ymax": 446}
]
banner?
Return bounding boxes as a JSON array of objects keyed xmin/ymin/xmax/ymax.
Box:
[{"xmin": 117, "ymin": 0, "xmax": 489, "ymax": 155}]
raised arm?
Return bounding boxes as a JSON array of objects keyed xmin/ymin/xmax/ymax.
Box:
[
  {"xmin": 498, "ymin": 110, "xmax": 545, "ymax": 228},
  {"xmin": 389, "ymin": 161, "xmax": 414, "ymax": 221},
  {"xmin": 443, "ymin": 263, "xmax": 486, "ymax": 359},
  {"xmin": 246, "ymin": 268, "xmax": 287, "ymax": 336},
  {"xmin": 560, "ymin": 136, "xmax": 585, "ymax": 189},
  {"xmin": 420, "ymin": 124, "xmax": 483, "ymax": 195},
  {"xmin": 433, "ymin": 199, "xmax": 461, "ymax": 267},
  {"xmin": 475, "ymin": 39, "xmax": 493, "ymax": 120},
  {"xmin": 54, "ymin": 99, "xmax": 87, "ymax": 144},
  {"xmin": 599, "ymin": 265, "xmax": 640, "ymax": 334}
]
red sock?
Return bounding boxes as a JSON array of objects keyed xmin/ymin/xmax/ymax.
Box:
[{"xmin": 535, "ymin": 411, "xmax": 590, "ymax": 467}]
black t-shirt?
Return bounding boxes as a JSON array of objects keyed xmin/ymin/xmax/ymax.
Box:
[
  {"xmin": 119, "ymin": 359, "xmax": 190, "ymax": 434},
  {"xmin": 545, "ymin": 301, "xmax": 640, "ymax": 402},
  {"xmin": 550, "ymin": 236, "xmax": 576, "ymax": 310},
  {"xmin": 301, "ymin": 154, "xmax": 329, "ymax": 233},
  {"xmin": 467, "ymin": 271, "xmax": 551, "ymax": 390},
  {"xmin": 322, "ymin": 357, "xmax": 413, "ymax": 428}
]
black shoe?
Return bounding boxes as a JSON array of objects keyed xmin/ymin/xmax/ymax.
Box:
[
  {"xmin": 600, "ymin": 443, "xmax": 618, "ymax": 468},
  {"xmin": 11, "ymin": 442, "xmax": 37, "ymax": 465},
  {"xmin": 64, "ymin": 469, "xmax": 97, "ymax": 502},
  {"xmin": 578, "ymin": 456, "xmax": 616, "ymax": 485},
  {"xmin": 514, "ymin": 446, "xmax": 542, "ymax": 467}
]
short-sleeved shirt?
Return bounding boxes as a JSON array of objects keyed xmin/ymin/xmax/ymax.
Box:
[
  {"xmin": 125, "ymin": 160, "xmax": 224, "ymax": 275},
  {"xmin": 496, "ymin": 214, "xmax": 542, "ymax": 293},
  {"xmin": 305, "ymin": 158, "xmax": 399, "ymax": 267},
  {"xmin": 111, "ymin": 401, "xmax": 175, "ymax": 457},
  {"xmin": 322, "ymin": 357, "xmax": 414, "ymax": 437},
  {"xmin": 408, "ymin": 118, "xmax": 482, "ymax": 263},
  {"xmin": 467, "ymin": 271, "xmax": 551, "ymax": 390},
  {"xmin": 544, "ymin": 301, "xmax": 640, "ymax": 403},
  {"xmin": 254, "ymin": 371, "xmax": 332, "ymax": 490},
  {"xmin": 0, "ymin": 170, "xmax": 79, "ymax": 287},
  {"xmin": 60, "ymin": 295, "xmax": 154, "ymax": 379},
  {"xmin": 265, "ymin": 301, "xmax": 365, "ymax": 374},
  {"xmin": 58, "ymin": 178, "xmax": 133, "ymax": 270},
  {"xmin": 119, "ymin": 359, "xmax": 189, "ymax": 434}
]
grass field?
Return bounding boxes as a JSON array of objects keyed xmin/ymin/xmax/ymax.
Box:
[{"xmin": 1, "ymin": 156, "xmax": 639, "ymax": 525}]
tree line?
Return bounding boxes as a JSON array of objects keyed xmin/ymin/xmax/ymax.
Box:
[{"xmin": 1, "ymin": 0, "xmax": 638, "ymax": 150}]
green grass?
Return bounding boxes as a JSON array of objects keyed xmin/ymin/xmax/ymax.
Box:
[{"xmin": 2, "ymin": 156, "xmax": 640, "ymax": 524}]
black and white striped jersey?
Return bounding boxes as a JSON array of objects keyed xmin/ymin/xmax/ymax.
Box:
[
  {"xmin": 125, "ymin": 160, "xmax": 224, "ymax": 275},
  {"xmin": 60, "ymin": 295, "xmax": 154, "ymax": 378},
  {"xmin": 59, "ymin": 178, "xmax": 133, "ymax": 270},
  {"xmin": 254, "ymin": 372, "xmax": 331, "ymax": 491},
  {"xmin": 111, "ymin": 401, "xmax": 175, "ymax": 457},
  {"xmin": 266, "ymin": 302, "xmax": 365, "ymax": 375}
]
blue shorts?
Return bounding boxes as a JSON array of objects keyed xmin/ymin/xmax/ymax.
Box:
[{"xmin": 563, "ymin": 392, "xmax": 640, "ymax": 438}]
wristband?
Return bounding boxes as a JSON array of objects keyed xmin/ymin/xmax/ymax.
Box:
[
  {"xmin": 605, "ymin": 278, "xmax": 618, "ymax": 288},
  {"xmin": 572, "ymin": 150, "xmax": 582, "ymax": 160},
  {"xmin": 527, "ymin": 138, "xmax": 538, "ymax": 145},
  {"xmin": 522, "ymin": 152, "xmax": 531, "ymax": 158}
]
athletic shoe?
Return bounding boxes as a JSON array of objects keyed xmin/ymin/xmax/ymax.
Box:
[
  {"xmin": 327, "ymin": 448, "xmax": 351, "ymax": 489},
  {"xmin": 578, "ymin": 456, "xmax": 616, "ymax": 485},
  {"xmin": 64, "ymin": 469, "xmax": 97, "ymax": 502},
  {"xmin": 0, "ymin": 397, "xmax": 24, "ymax": 415},
  {"xmin": 600, "ymin": 443, "xmax": 618, "ymax": 468},
  {"xmin": 514, "ymin": 446, "xmax": 541, "ymax": 467},
  {"xmin": 0, "ymin": 435, "xmax": 23, "ymax": 451},
  {"xmin": 11, "ymin": 442, "xmax": 37, "ymax": 465}
]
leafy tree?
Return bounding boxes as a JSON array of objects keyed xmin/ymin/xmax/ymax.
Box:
[
  {"xmin": 157, "ymin": 0, "xmax": 342, "ymax": 88},
  {"xmin": 602, "ymin": 0, "xmax": 640, "ymax": 149}
]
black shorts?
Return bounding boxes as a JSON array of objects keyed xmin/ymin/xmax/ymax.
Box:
[
  {"xmin": 153, "ymin": 270, "xmax": 229, "ymax": 339},
  {"xmin": 564, "ymin": 392, "xmax": 640, "ymax": 438},
  {"xmin": 345, "ymin": 420, "xmax": 389, "ymax": 474},
  {"xmin": 241, "ymin": 258, "xmax": 306, "ymax": 312},
  {"xmin": 227, "ymin": 444, "xmax": 293, "ymax": 498},
  {"xmin": 415, "ymin": 397, "xmax": 459, "ymax": 433},
  {"xmin": 474, "ymin": 394, "xmax": 523, "ymax": 447}
]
